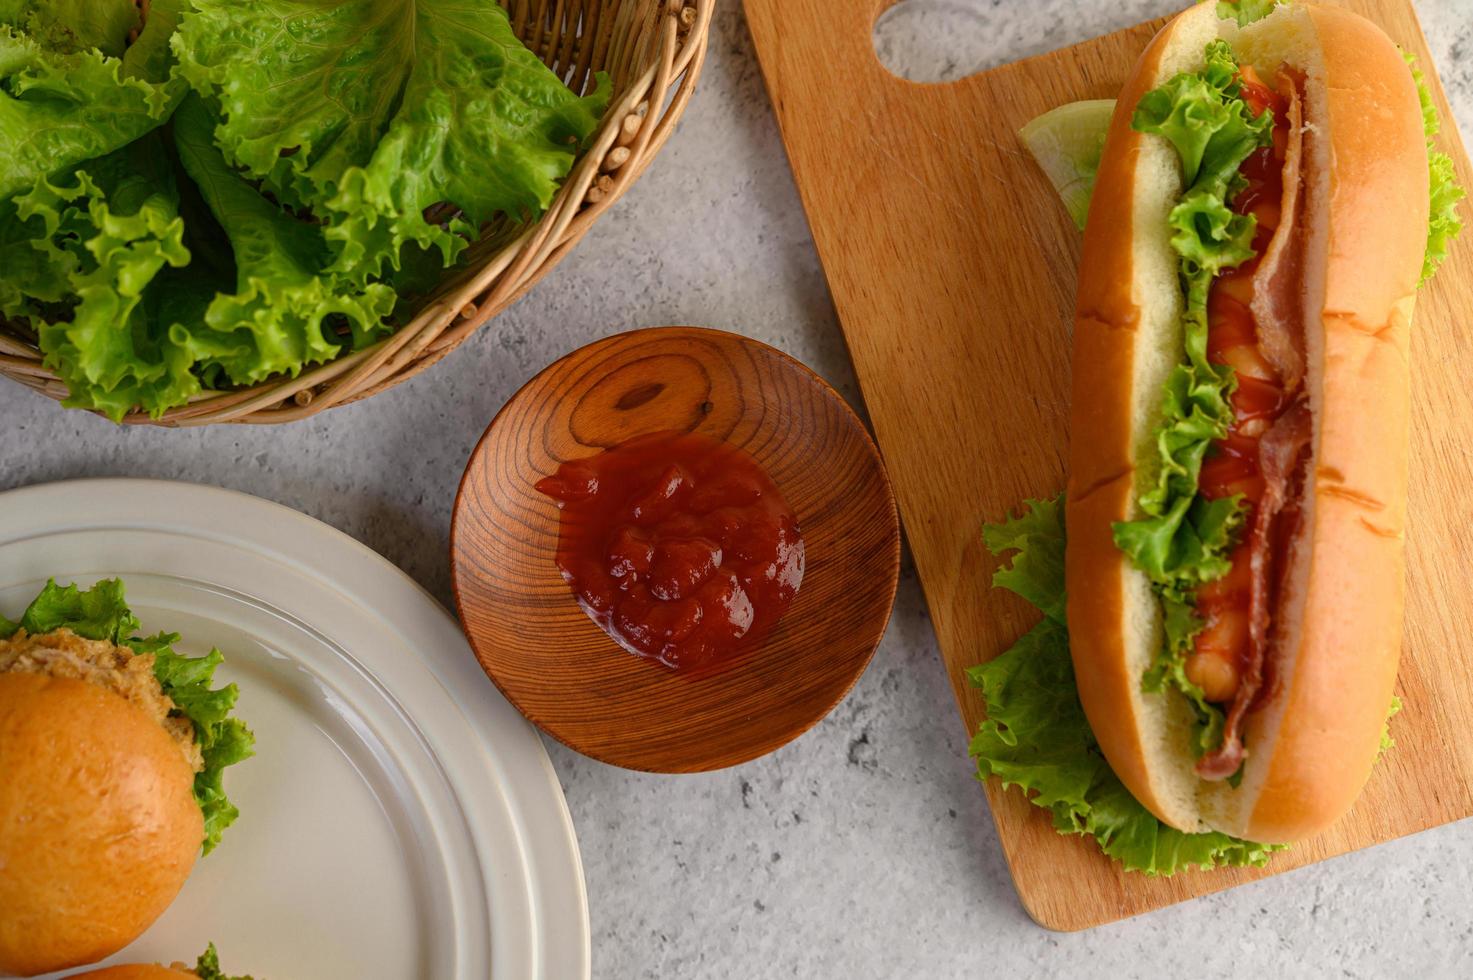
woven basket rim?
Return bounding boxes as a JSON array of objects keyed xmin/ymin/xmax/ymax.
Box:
[{"xmin": 0, "ymin": 0, "xmax": 714, "ymax": 427}]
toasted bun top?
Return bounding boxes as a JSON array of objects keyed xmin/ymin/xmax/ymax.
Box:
[
  {"xmin": 66, "ymin": 966, "xmax": 196, "ymax": 979},
  {"xmin": 1068, "ymin": 1, "xmax": 1426, "ymax": 843},
  {"xmin": 1224, "ymin": 0, "xmax": 1425, "ymax": 843},
  {"xmin": 0, "ymin": 674, "xmax": 202, "ymax": 977},
  {"xmin": 0, "ymin": 628, "xmax": 202, "ymax": 772}
]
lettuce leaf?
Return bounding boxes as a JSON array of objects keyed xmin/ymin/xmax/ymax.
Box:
[
  {"xmin": 1131, "ymin": 41, "xmax": 1270, "ymax": 191},
  {"xmin": 194, "ymin": 944, "xmax": 253, "ymax": 980},
  {"xmin": 1379, "ymin": 694, "xmax": 1403, "ymax": 757},
  {"xmin": 24, "ymin": 136, "xmax": 200, "ymax": 421},
  {"xmin": 1169, "ymin": 189, "xmax": 1258, "ymax": 272},
  {"xmin": 0, "ymin": 21, "xmax": 176, "ymax": 201},
  {"xmin": 0, "ymin": 0, "xmax": 140, "ymax": 58},
  {"xmin": 2, "ymin": 579, "xmax": 254, "ymax": 854},
  {"xmin": 1029, "ymin": 53, "xmax": 1463, "ymax": 289},
  {"xmin": 7, "ymin": 577, "xmax": 139, "ymax": 639},
  {"xmin": 10, "ymin": 90, "xmax": 393, "ymax": 420},
  {"xmin": 969, "ymin": 498, "xmax": 1281, "ymax": 874},
  {"xmin": 3, "ymin": 1, "xmax": 602, "ymax": 420},
  {"xmin": 1405, "ymin": 55, "xmax": 1465, "ymax": 284},
  {"xmin": 1427, "ymin": 151, "xmax": 1465, "ymax": 284},
  {"xmin": 1216, "ymin": 0, "xmax": 1281, "ymax": 28},
  {"xmin": 172, "ymin": 95, "xmax": 397, "ymax": 384},
  {"xmin": 6, "ymin": 83, "xmax": 383, "ymax": 418},
  {"xmin": 133, "ymin": 632, "xmax": 255, "ymax": 854},
  {"xmin": 0, "ymin": 194, "xmax": 79, "ymax": 316},
  {"xmin": 120, "ymin": 0, "xmax": 187, "ymax": 87},
  {"xmin": 981, "ymin": 495, "xmax": 1066, "ymax": 622},
  {"xmin": 1110, "ymin": 40, "xmax": 1271, "ymax": 749},
  {"xmin": 173, "ymin": 0, "xmax": 609, "ymax": 284}
]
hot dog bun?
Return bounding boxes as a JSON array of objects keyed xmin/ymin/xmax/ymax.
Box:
[
  {"xmin": 66, "ymin": 967, "xmax": 196, "ymax": 979},
  {"xmin": 1067, "ymin": 1, "xmax": 1427, "ymax": 843},
  {"xmin": 0, "ymin": 674, "xmax": 203, "ymax": 977}
]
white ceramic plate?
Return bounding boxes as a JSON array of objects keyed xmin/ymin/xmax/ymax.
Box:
[{"xmin": 0, "ymin": 479, "xmax": 588, "ymax": 980}]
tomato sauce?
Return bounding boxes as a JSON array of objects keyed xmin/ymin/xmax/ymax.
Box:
[
  {"xmin": 535, "ymin": 431, "xmax": 805, "ymax": 670},
  {"xmin": 1188, "ymin": 68, "xmax": 1294, "ymax": 704}
]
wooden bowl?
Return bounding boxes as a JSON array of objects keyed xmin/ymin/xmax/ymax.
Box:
[{"xmin": 450, "ymin": 326, "xmax": 900, "ymax": 771}]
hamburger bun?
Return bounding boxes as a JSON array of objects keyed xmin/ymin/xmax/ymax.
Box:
[
  {"xmin": 0, "ymin": 673, "xmax": 203, "ymax": 976},
  {"xmin": 1067, "ymin": 2, "xmax": 1426, "ymax": 843},
  {"xmin": 66, "ymin": 966, "xmax": 196, "ymax": 979}
]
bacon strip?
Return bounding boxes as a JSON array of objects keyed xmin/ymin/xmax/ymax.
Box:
[
  {"xmin": 1250, "ymin": 72, "xmax": 1306, "ymax": 391},
  {"xmin": 1196, "ymin": 400, "xmax": 1312, "ymax": 780}
]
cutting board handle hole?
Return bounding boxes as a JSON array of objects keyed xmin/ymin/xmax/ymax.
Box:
[{"xmin": 873, "ymin": 0, "xmax": 1179, "ymax": 84}]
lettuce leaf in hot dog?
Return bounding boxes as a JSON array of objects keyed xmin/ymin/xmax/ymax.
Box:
[
  {"xmin": 970, "ymin": 497, "xmax": 1402, "ymax": 872},
  {"xmin": 1407, "ymin": 54, "xmax": 1466, "ymax": 283},
  {"xmin": 1217, "ymin": 0, "xmax": 1280, "ymax": 27},
  {"xmin": 1108, "ymin": 39, "xmax": 1270, "ymax": 757},
  {"xmin": 981, "ymin": 4, "xmax": 1446, "ymax": 866},
  {"xmin": 1016, "ymin": 35, "xmax": 1463, "ymax": 765},
  {"xmin": 970, "ymin": 498, "xmax": 1280, "ymax": 874},
  {"xmin": 1021, "ymin": 66, "xmax": 1463, "ymax": 290}
]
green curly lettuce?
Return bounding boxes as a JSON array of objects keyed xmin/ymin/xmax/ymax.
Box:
[
  {"xmin": 0, "ymin": 17, "xmax": 178, "ymax": 201},
  {"xmin": 1379, "ymin": 695, "xmax": 1403, "ymax": 757},
  {"xmin": 194, "ymin": 943, "xmax": 254, "ymax": 980},
  {"xmin": 972, "ymin": 499, "xmax": 1405, "ymax": 871},
  {"xmin": 4, "ymin": 88, "xmax": 393, "ymax": 417},
  {"xmin": 0, "ymin": 167, "xmax": 112, "ymax": 319},
  {"xmin": 970, "ymin": 498, "xmax": 1281, "ymax": 874},
  {"xmin": 1216, "ymin": 0, "xmax": 1281, "ymax": 28},
  {"xmin": 120, "ymin": 0, "xmax": 187, "ymax": 87},
  {"xmin": 1109, "ymin": 40, "xmax": 1272, "ymax": 750},
  {"xmin": 983, "ymin": 495, "xmax": 1066, "ymax": 623},
  {"xmin": 1, "ymin": 579, "xmax": 254, "ymax": 854},
  {"xmin": 2, "ymin": 0, "xmax": 605, "ymax": 420},
  {"xmin": 172, "ymin": 95, "xmax": 397, "ymax": 384},
  {"xmin": 173, "ymin": 0, "xmax": 610, "ymax": 285},
  {"xmin": 1405, "ymin": 54, "xmax": 1465, "ymax": 284},
  {"xmin": 18, "ymin": 136, "xmax": 203, "ymax": 420},
  {"xmin": 1030, "ymin": 49, "xmax": 1462, "ymax": 291},
  {"xmin": 2, "ymin": 576, "xmax": 137, "ymax": 639},
  {"xmin": 0, "ymin": 0, "xmax": 140, "ymax": 57}
]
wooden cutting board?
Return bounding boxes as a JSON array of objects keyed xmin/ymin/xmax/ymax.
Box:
[{"xmin": 745, "ymin": 0, "xmax": 1473, "ymax": 930}]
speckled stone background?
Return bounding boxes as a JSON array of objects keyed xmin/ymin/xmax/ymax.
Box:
[{"xmin": 4, "ymin": 1, "xmax": 1472, "ymax": 976}]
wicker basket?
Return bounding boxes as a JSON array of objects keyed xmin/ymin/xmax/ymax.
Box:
[{"xmin": 0, "ymin": 0, "xmax": 712, "ymax": 426}]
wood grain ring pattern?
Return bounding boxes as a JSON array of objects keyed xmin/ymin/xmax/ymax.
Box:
[{"xmin": 450, "ymin": 326, "xmax": 901, "ymax": 772}]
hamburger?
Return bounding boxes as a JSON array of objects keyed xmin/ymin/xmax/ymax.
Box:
[{"xmin": 0, "ymin": 581, "xmax": 253, "ymax": 976}]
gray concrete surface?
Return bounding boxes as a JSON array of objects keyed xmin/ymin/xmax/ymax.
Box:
[{"xmin": 4, "ymin": 1, "xmax": 1472, "ymax": 976}]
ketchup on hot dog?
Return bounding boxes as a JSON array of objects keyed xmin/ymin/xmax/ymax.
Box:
[{"xmin": 1191, "ymin": 67, "xmax": 1295, "ymax": 705}]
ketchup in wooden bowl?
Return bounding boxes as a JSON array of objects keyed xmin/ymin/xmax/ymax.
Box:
[
  {"xmin": 536, "ymin": 431, "xmax": 804, "ymax": 670},
  {"xmin": 451, "ymin": 325, "xmax": 899, "ymax": 772}
]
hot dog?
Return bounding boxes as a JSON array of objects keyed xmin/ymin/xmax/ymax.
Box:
[{"xmin": 1067, "ymin": 1, "xmax": 1431, "ymax": 843}]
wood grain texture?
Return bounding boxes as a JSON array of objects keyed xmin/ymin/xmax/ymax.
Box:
[
  {"xmin": 450, "ymin": 326, "xmax": 900, "ymax": 772},
  {"xmin": 745, "ymin": 0, "xmax": 1473, "ymax": 930}
]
